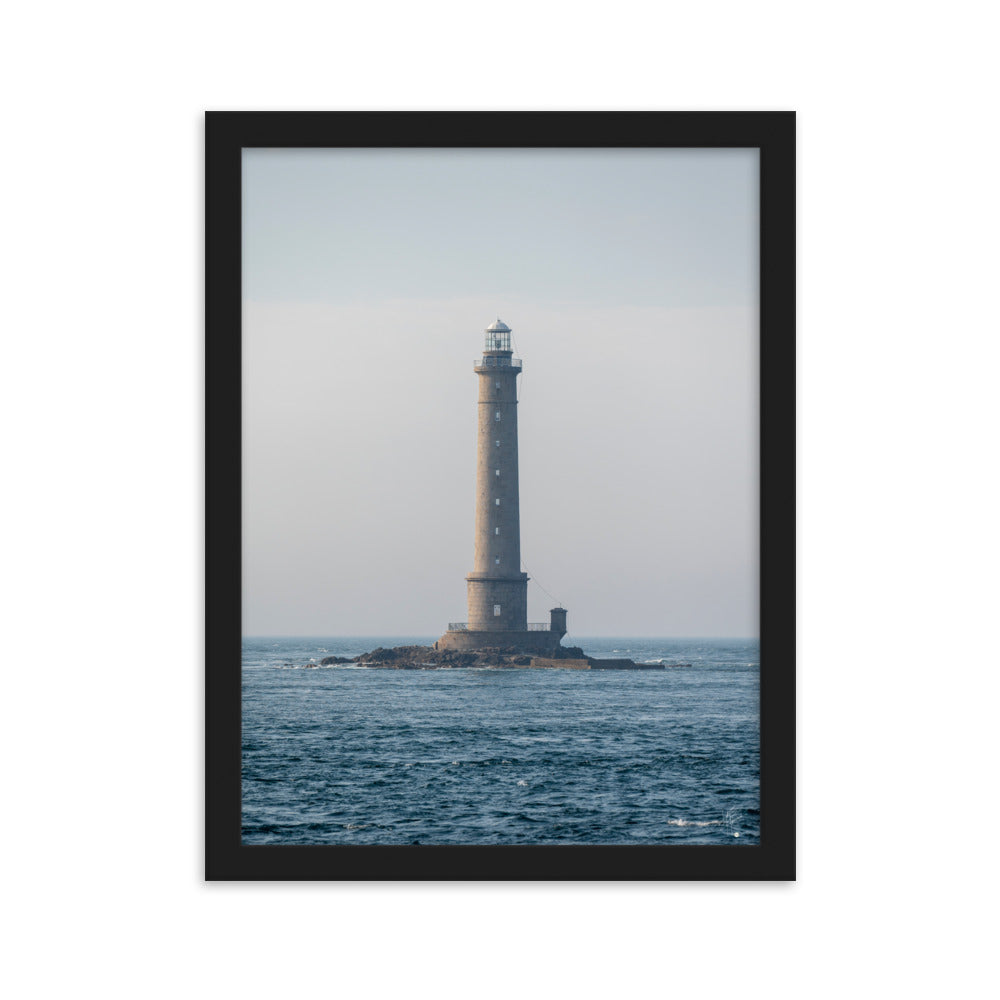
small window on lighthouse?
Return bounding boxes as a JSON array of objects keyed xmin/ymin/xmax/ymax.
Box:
[
  {"xmin": 495, "ymin": 557, "xmax": 500, "ymax": 565},
  {"xmin": 495, "ymin": 440, "xmax": 500, "ymax": 447},
  {"xmin": 495, "ymin": 411, "xmax": 501, "ymax": 421},
  {"xmin": 495, "ymin": 526, "xmax": 500, "ymax": 535},
  {"xmin": 495, "ymin": 469, "xmax": 500, "ymax": 477},
  {"xmin": 494, "ymin": 604, "xmax": 501, "ymax": 616},
  {"xmin": 495, "ymin": 498, "xmax": 501, "ymax": 506},
  {"xmin": 495, "ymin": 381, "xmax": 501, "ymax": 389}
]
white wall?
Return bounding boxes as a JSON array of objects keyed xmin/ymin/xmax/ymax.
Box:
[{"xmin": 4, "ymin": 2, "xmax": 997, "ymax": 998}]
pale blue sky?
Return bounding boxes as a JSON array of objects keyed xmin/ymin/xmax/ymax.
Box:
[
  {"xmin": 242, "ymin": 148, "xmax": 759, "ymax": 636},
  {"xmin": 243, "ymin": 149, "xmax": 756, "ymax": 308}
]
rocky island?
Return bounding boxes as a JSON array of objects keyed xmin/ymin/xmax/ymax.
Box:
[{"xmin": 312, "ymin": 644, "xmax": 683, "ymax": 670}]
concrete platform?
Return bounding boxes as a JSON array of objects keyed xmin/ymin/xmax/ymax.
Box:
[
  {"xmin": 520, "ymin": 657, "xmax": 668, "ymax": 670},
  {"xmin": 588, "ymin": 658, "xmax": 669, "ymax": 670},
  {"xmin": 525, "ymin": 657, "xmax": 591, "ymax": 669},
  {"xmin": 435, "ymin": 628, "xmax": 563, "ymax": 654}
]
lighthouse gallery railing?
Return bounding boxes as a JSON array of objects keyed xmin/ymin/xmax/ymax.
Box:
[
  {"xmin": 474, "ymin": 356, "xmax": 522, "ymax": 370},
  {"xmin": 448, "ymin": 622, "xmax": 551, "ymax": 632}
]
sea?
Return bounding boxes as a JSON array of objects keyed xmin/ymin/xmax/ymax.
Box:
[{"xmin": 242, "ymin": 636, "xmax": 759, "ymax": 846}]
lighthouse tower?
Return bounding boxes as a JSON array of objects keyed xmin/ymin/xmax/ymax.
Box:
[
  {"xmin": 467, "ymin": 319, "xmax": 528, "ymax": 631},
  {"xmin": 438, "ymin": 319, "xmax": 567, "ymax": 653}
]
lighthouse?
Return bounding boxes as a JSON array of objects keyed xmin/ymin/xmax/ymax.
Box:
[
  {"xmin": 468, "ymin": 318, "xmax": 528, "ymax": 631},
  {"xmin": 438, "ymin": 319, "xmax": 567, "ymax": 653}
]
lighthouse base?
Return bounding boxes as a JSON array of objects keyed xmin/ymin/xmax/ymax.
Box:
[{"xmin": 435, "ymin": 628, "xmax": 564, "ymax": 654}]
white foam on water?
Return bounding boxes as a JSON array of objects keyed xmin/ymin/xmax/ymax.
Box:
[
  {"xmin": 516, "ymin": 779, "xmax": 528, "ymax": 786},
  {"xmin": 666, "ymin": 818, "xmax": 720, "ymax": 827}
]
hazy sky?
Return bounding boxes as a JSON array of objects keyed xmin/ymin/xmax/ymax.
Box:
[{"xmin": 243, "ymin": 149, "xmax": 758, "ymax": 637}]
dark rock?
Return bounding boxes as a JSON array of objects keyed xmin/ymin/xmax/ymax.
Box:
[
  {"xmin": 342, "ymin": 642, "xmax": 595, "ymax": 670},
  {"xmin": 318, "ymin": 655, "xmax": 355, "ymax": 665}
]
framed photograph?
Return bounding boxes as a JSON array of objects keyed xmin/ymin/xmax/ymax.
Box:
[{"xmin": 206, "ymin": 111, "xmax": 795, "ymax": 880}]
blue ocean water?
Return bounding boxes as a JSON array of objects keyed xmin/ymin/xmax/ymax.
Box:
[{"xmin": 242, "ymin": 637, "xmax": 759, "ymax": 846}]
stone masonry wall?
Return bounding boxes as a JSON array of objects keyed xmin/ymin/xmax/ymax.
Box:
[
  {"xmin": 437, "ymin": 628, "xmax": 562, "ymax": 653},
  {"xmin": 467, "ymin": 351, "xmax": 527, "ymax": 630}
]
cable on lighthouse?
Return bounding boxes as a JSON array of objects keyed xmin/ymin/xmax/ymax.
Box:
[
  {"xmin": 521, "ymin": 559, "xmax": 561, "ymax": 608},
  {"xmin": 512, "ymin": 327, "xmax": 524, "ymax": 402}
]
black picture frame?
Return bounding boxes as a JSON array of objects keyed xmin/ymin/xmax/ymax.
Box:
[{"xmin": 206, "ymin": 111, "xmax": 795, "ymax": 881}]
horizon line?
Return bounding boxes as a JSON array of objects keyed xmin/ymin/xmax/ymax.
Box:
[{"xmin": 242, "ymin": 633, "xmax": 761, "ymax": 641}]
